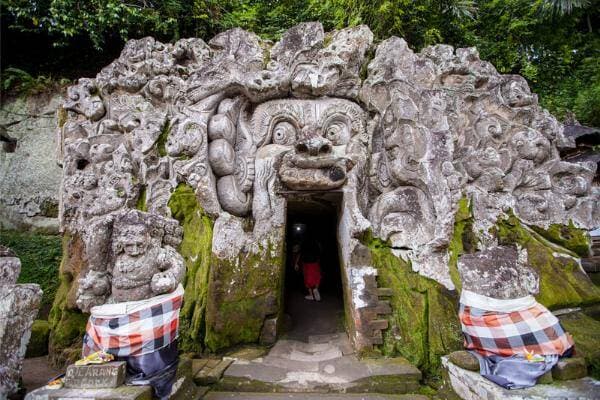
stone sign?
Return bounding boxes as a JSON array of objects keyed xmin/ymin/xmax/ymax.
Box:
[{"xmin": 63, "ymin": 362, "xmax": 126, "ymax": 389}]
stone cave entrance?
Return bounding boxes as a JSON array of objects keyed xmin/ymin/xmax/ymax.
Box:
[{"xmin": 283, "ymin": 192, "xmax": 346, "ymax": 341}]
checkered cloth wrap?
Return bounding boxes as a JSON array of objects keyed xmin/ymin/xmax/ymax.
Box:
[
  {"xmin": 459, "ymin": 302, "xmax": 574, "ymax": 357},
  {"xmin": 82, "ymin": 286, "xmax": 183, "ymax": 358}
]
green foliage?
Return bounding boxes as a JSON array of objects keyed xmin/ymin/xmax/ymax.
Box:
[
  {"xmin": 0, "ymin": 230, "xmax": 62, "ymax": 317},
  {"xmin": 2, "ymin": 1, "xmax": 599, "ymax": 122},
  {"xmin": 1, "ymin": 67, "xmax": 69, "ymax": 96}
]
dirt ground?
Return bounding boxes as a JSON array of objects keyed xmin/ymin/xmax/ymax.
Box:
[{"xmin": 21, "ymin": 356, "xmax": 63, "ymax": 394}]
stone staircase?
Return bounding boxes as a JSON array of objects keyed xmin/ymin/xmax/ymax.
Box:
[
  {"xmin": 215, "ymin": 333, "xmax": 421, "ymax": 394},
  {"xmin": 359, "ymin": 271, "xmax": 394, "ymax": 346}
]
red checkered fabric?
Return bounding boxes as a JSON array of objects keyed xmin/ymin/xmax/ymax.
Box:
[
  {"xmin": 460, "ymin": 302, "xmax": 574, "ymax": 357},
  {"xmin": 82, "ymin": 287, "xmax": 183, "ymax": 358}
]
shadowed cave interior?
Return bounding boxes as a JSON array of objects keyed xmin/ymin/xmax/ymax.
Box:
[{"xmin": 283, "ymin": 193, "xmax": 345, "ymax": 342}]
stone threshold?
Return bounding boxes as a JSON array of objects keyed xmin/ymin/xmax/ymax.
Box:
[
  {"xmin": 205, "ymin": 392, "xmax": 429, "ymax": 400},
  {"xmin": 213, "ymin": 333, "xmax": 422, "ymax": 394},
  {"xmin": 442, "ymin": 356, "xmax": 600, "ymax": 400}
]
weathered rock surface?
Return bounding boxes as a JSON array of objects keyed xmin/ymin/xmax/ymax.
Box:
[
  {"xmin": 219, "ymin": 333, "xmax": 421, "ymax": 394},
  {"xmin": 0, "ymin": 248, "xmax": 43, "ymax": 398},
  {"xmin": 0, "ymin": 244, "xmax": 20, "ymax": 285},
  {"xmin": 0, "ymin": 92, "xmax": 63, "ymax": 233},
  {"xmin": 52, "ymin": 22, "xmax": 599, "ymax": 361},
  {"xmin": 458, "ymin": 245, "xmax": 538, "ymax": 299},
  {"xmin": 443, "ymin": 356, "xmax": 599, "ymax": 400}
]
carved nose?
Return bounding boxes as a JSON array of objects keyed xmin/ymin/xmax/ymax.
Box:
[{"xmin": 295, "ymin": 137, "xmax": 332, "ymax": 156}]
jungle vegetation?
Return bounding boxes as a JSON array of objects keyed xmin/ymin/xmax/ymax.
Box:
[{"xmin": 1, "ymin": 0, "xmax": 599, "ymax": 125}]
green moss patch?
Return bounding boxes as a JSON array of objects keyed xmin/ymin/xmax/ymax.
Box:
[
  {"xmin": 136, "ymin": 185, "xmax": 147, "ymax": 211},
  {"xmin": 448, "ymin": 197, "xmax": 477, "ymax": 291},
  {"xmin": 204, "ymin": 236, "xmax": 285, "ymax": 352},
  {"xmin": 363, "ymin": 233, "xmax": 462, "ymax": 378},
  {"xmin": 26, "ymin": 319, "xmax": 50, "ymax": 358},
  {"xmin": 494, "ymin": 212, "xmax": 600, "ymax": 309},
  {"xmin": 531, "ymin": 221, "xmax": 591, "ymax": 257},
  {"xmin": 156, "ymin": 118, "xmax": 171, "ymax": 157},
  {"xmin": 559, "ymin": 312, "xmax": 600, "ymax": 379},
  {"xmin": 48, "ymin": 234, "xmax": 89, "ymax": 368},
  {"xmin": 168, "ymin": 184, "xmax": 214, "ymax": 353},
  {"xmin": 0, "ymin": 230, "xmax": 62, "ymax": 318}
]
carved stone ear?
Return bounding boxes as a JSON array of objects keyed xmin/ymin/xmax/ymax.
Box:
[{"xmin": 217, "ymin": 175, "xmax": 252, "ymax": 216}]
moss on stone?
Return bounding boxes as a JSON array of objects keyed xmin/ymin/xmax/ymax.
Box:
[
  {"xmin": 363, "ymin": 233, "xmax": 462, "ymax": 378},
  {"xmin": 531, "ymin": 221, "xmax": 591, "ymax": 257},
  {"xmin": 48, "ymin": 234, "xmax": 89, "ymax": 368},
  {"xmin": 558, "ymin": 311, "xmax": 600, "ymax": 380},
  {"xmin": 156, "ymin": 118, "xmax": 171, "ymax": 157},
  {"xmin": 57, "ymin": 107, "xmax": 68, "ymax": 128},
  {"xmin": 359, "ymin": 45, "xmax": 376, "ymax": 82},
  {"xmin": 204, "ymin": 235, "xmax": 285, "ymax": 352},
  {"xmin": 0, "ymin": 230, "xmax": 62, "ymax": 318},
  {"xmin": 136, "ymin": 185, "xmax": 147, "ymax": 211},
  {"xmin": 448, "ymin": 197, "xmax": 477, "ymax": 291},
  {"xmin": 494, "ymin": 212, "xmax": 600, "ymax": 309},
  {"xmin": 168, "ymin": 184, "xmax": 214, "ymax": 353},
  {"xmin": 26, "ymin": 319, "xmax": 50, "ymax": 358}
]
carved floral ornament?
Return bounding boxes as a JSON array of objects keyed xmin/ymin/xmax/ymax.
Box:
[{"xmin": 59, "ymin": 23, "xmax": 598, "ymax": 311}]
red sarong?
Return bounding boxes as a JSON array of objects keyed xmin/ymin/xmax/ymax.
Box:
[{"xmin": 303, "ymin": 262, "xmax": 321, "ymax": 288}]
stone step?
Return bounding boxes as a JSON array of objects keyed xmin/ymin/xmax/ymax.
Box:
[
  {"xmin": 269, "ymin": 339, "xmax": 344, "ymax": 362},
  {"xmin": 25, "ymin": 385, "xmax": 153, "ymax": 400},
  {"xmin": 372, "ymin": 329, "xmax": 383, "ymax": 345},
  {"xmin": 443, "ymin": 356, "xmax": 599, "ymax": 400},
  {"xmin": 262, "ymin": 355, "xmax": 320, "ymax": 372},
  {"xmin": 205, "ymin": 392, "xmax": 429, "ymax": 400},
  {"xmin": 369, "ymin": 319, "xmax": 389, "ymax": 331},
  {"xmin": 377, "ymin": 288, "xmax": 394, "ymax": 297},
  {"xmin": 169, "ymin": 376, "xmax": 205, "ymax": 400},
  {"xmin": 308, "ymin": 333, "xmax": 348, "ymax": 344},
  {"xmin": 219, "ymin": 354, "xmax": 421, "ymax": 394},
  {"xmin": 194, "ymin": 358, "xmax": 234, "ymax": 386},
  {"xmin": 376, "ymin": 300, "xmax": 392, "ymax": 315}
]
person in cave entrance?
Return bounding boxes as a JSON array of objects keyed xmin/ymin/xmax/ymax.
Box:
[{"xmin": 294, "ymin": 235, "xmax": 322, "ymax": 301}]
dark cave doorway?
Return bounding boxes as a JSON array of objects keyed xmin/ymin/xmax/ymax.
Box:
[{"xmin": 283, "ymin": 193, "xmax": 345, "ymax": 341}]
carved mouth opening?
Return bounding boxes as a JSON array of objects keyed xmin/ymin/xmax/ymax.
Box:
[
  {"xmin": 278, "ymin": 151, "xmax": 352, "ymax": 190},
  {"xmin": 283, "ymin": 194, "xmax": 345, "ymax": 338}
]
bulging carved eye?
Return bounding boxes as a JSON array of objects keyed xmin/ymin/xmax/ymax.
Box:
[
  {"xmin": 272, "ymin": 121, "xmax": 296, "ymax": 145},
  {"xmin": 325, "ymin": 121, "xmax": 350, "ymax": 145}
]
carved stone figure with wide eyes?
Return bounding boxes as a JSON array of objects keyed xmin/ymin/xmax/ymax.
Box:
[
  {"xmin": 111, "ymin": 220, "xmax": 185, "ymax": 302},
  {"xmin": 500, "ymin": 77, "xmax": 534, "ymax": 107},
  {"xmin": 64, "ymin": 78, "xmax": 106, "ymax": 121},
  {"xmin": 252, "ymin": 98, "xmax": 366, "ymax": 191},
  {"xmin": 510, "ymin": 129, "xmax": 551, "ymax": 166}
]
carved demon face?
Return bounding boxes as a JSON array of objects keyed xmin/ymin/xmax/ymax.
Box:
[{"xmin": 252, "ymin": 98, "xmax": 367, "ymax": 190}]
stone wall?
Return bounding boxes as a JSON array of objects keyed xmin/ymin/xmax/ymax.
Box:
[
  {"xmin": 0, "ymin": 91, "xmax": 63, "ymax": 233},
  {"xmin": 49, "ymin": 22, "xmax": 599, "ymax": 370}
]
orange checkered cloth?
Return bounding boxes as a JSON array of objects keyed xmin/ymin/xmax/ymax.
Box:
[
  {"xmin": 82, "ymin": 285, "xmax": 184, "ymax": 358},
  {"xmin": 459, "ymin": 290, "xmax": 574, "ymax": 358}
]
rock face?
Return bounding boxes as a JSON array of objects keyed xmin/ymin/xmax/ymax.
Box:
[
  {"xmin": 0, "ymin": 92, "xmax": 63, "ymax": 233},
  {"xmin": 0, "ymin": 246, "xmax": 43, "ymax": 398},
  {"xmin": 458, "ymin": 245, "xmax": 538, "ymax": 299},
  {"xmin": 55, "ymin": 23, "xmax": 599, "ymax": 358}
]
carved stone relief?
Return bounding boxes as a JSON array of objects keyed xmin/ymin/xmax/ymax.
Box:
[{"xmin": 59, "ymin": 23, "xmax": 598, "ymax": 348}]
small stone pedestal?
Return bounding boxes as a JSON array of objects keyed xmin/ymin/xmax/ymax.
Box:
[{"xmin": 63, "ymin": 362, "xmax": 126, "ymax": 389}]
